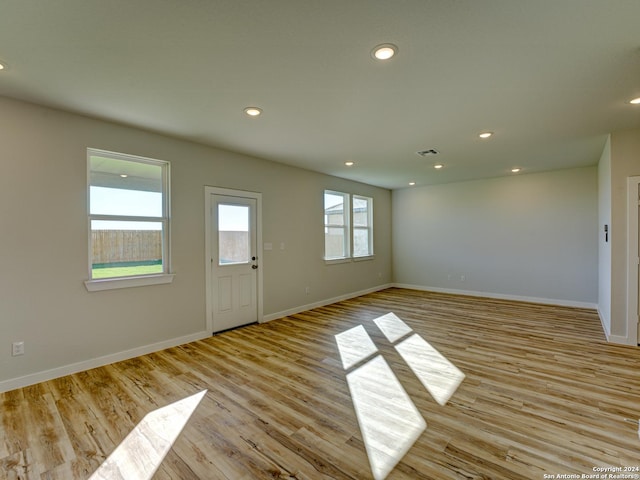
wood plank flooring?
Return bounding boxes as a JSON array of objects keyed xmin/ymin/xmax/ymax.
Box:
[{"xmin": 2, "ymin": 288, "xmax": 640, "ymax": 479}]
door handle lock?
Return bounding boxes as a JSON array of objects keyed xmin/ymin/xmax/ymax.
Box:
[{"xmin": 252, "ymin": 264, "xmax": 258, "ymax": 269}]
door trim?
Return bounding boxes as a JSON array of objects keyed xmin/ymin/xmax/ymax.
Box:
[
  {"xmin": 627, "ymin": 176, "xmax": 640, "ymax": 345},
  {"xmin": 205, "ymin": 186, "xmax": 263, "ymax": 333}
]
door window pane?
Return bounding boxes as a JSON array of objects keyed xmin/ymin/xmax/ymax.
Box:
[{"xmin": 218, "ymin": 204, "xmax": 250, "ymax": 265}]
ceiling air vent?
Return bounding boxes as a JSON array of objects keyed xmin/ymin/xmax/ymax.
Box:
[{"xmin": 416, "ymin": 149, "xmax": 439, "ymax": 157}]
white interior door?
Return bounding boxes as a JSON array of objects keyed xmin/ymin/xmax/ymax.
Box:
[{"xmin": 209, "ymin": 193, "xmax": 258, "ymax": 333}]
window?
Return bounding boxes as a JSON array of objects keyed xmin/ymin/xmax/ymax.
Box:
[
  {"xmin": 86, "ymin": 149, "xmax": 172, "ymax": 290},
  {"xmin": 324, "ymin": 191, "xmax": 350, "ymax": 260},
  {"xmin": 324, "ymin": 190, "xmax": 373, "ymax": 261},
  {"xmin": 218, "ymin": 203, "xmax": 250, "ymax": 265},
  {"xmin": 353, "ymin": 195, "xmax": 373, "ymax": 257}
]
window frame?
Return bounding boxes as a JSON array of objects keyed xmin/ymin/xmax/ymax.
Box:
[
  {"xmin": 323, "ymin": 190, "xmax": 374, "ymax": 263},
  {"xmin": 352, "ymin": 194, "xmax": 374, "ymax": 259},
  {"xmin": 84, "ymin": 148, "xmax": 174, "ymax": 291},
  {"xmin": 324, "ymin": 190, "xmax": 351, "ymax": 262}
]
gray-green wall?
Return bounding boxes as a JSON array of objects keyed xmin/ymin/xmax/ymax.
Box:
[
  {"xmin": 392, "ymin": 166, "xmax": 599, "ymax": 306},
  {"xmin": 0, "ymin": 96, "xmax": 392, "ymax": 390}
]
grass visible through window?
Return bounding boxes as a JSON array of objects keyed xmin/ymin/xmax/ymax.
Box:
[{"xmin": 92, "ymin": 264, "xmax": 163, "ymax": 279}]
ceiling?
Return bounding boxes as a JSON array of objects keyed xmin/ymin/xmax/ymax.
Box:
[{"xmin": 1, "ymin": 0, "xmax": 639, "ymax": 190}]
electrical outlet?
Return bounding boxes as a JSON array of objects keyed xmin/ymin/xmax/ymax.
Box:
[
  {"xmin": 12, "ymin": 341, "xmax": 25, "ymax": 356},
  {"xmin": 460, "ymin": 275, "xmax": 466, "ymax": 282},
  {"xmin": 305, "ymin": 286, "xmax": 310, "ymax": 295}
]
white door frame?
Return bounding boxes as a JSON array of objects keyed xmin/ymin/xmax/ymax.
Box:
[
  {"xmin": 205, "ymin": 186, "xmax": 263, "ymax": 333},
  {"xmin": 627, "ymin": 176, "xmax": 640, "ymax": 346}
]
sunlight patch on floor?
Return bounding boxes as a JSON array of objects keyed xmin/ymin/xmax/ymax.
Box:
[
  {"xmin": 90, "ymin": 389, "xmax": 207, "ymax": 480},
  {"xmin": 373, "ymin": 312, "xmax": 413, "ymax": 343},
  {"xmin": 335, "ymin": 312, "xmax": 466, "ymax": 479},
  {"xmin": 346, "ymin": 355, "xmax": 426, "ymax": 480},
  {"xmin": 395, "ymin": 334, "xmax": 465, "ymax": 406},
  {"xmin": 335, "ymin": 324, "xmax": 379, "ymax": 369}
]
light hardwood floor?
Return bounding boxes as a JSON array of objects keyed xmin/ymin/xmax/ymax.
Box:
[{"xmin": 2, "ymin": 288, "xmax": 640, "ymax": 479}]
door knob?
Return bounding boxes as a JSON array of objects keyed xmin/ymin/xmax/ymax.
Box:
[{"xmin": 252, "ymin": 265, "xmax": 258, "ymax": 269}]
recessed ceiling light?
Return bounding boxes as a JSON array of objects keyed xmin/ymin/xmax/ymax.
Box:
[
  {"xmin": 479, "ymin": 132, "xmax": 493, "ymax": 139},
  {"xmin": 630, "ymin": 97, "xmax": 640, "ymax": 105},
  {"xmin": 409, "ymin": 182, "xmax": 416, "ymax": 186},
  {"xmin": 243, "ymin": 107, "xmax": 262, "ymax": 117},
  {"xmin": 345, "ymin": 161, "xmax": 354, "ymax": 166},
  {"xmin": 511, "ymin": 168, "xmax": 521, "ymax": 173},
  {"xmin": 372, "ymin": 44, "xmax": 397, "ymax": 60},
  {"xmin": 0, "ymin": 61, "xmax": 6, "ymax": 71},
  {"xmin": 434, "ymin": 164, "xmax": 444, "ymax": 169}
]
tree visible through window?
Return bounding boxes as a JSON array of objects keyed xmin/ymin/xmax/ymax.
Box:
[{"xmin": 88, "ymin": 149, "xmax": 170, "ymax": 279}]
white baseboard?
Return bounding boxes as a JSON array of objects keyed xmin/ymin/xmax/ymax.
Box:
[
  {"xmin": 393, "ymin": 283, "xmax": 598, "ymax": 310},
  {"xmin": 598, "ymin": 307, "xmax": 634, "ymax": 345},
  {"xmin": 598, "ymin": 306, "xmax": 612, "ymax": 340},
  {"xmin": 2, "ymin": 283, "xmax": 392, "ymax": 393},
  {"xmin": 0, "ymin": 331, "xmax": 211, "ymax": 394},
  {"xmin": 0, "ymin": 283, "xmax": 612, "ymax": 394},
  {"xmin": 261, "ymin": 283, "xmax": 394, "ymax": 323},
  {"xmin": 606, "ymin": 334, "xmax": 632, "ymax": 345}
]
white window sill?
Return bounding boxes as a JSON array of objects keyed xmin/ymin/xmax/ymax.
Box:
[
  {"xmin": 353, "ymin": 255, "xmax": 375, "ymax": 262},
  {"xmin": 84, "ymin": 274, "xmax": 175, "ymax": 292},
  {"xmin": 324, "ymin": 255, "xmax": 375, "ymax": 265},
  {"xmin": 324, "ymin": 257, "xmax": 351, "ymax": 265}
]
